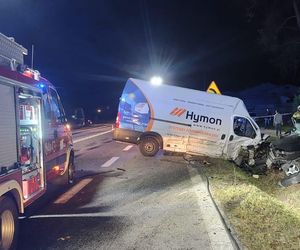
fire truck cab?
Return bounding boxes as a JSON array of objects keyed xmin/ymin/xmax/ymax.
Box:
[{"xmin": 0, "ymin": 33, "xmax": 74, "ymax": 250}]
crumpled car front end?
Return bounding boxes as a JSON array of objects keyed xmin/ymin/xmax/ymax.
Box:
[{"xmin": 267, "ymin": 134, "xmax": 300, "ymax": 187}]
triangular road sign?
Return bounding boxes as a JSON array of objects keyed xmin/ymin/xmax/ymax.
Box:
[{"xmin": 207, "ymin": 81, "xmax": 221, "ymax": 94}]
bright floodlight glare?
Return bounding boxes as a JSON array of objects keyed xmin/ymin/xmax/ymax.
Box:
[{"xmin": 150, "ymin": 76, "xmax": 163, "ymax": 86}]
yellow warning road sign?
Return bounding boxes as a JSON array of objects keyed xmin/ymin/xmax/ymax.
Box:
[{"xmin": 207, "ymin": 81, "xmax": 221, "ymax": 94}]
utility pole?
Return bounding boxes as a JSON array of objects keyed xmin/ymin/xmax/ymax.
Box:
[{"xmin": 31, "ymin": 44, "xmax": 34, "ymax": 69}]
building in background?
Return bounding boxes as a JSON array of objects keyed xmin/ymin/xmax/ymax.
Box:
[{"xmin": 227, "ymin": 83, "xmax": 299, "ymax": 116}]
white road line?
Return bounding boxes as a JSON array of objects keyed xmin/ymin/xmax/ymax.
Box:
[
  {"xmin": 101, "ymin": 157, "xmax": 119, "ymax": 168},
  {"xmin": 54, "ymin": 178, "xmax": 93, "ymax": 204},
  {"xmin": 74, "ymin": 125, "xmax": 112, "ymax": 134},
  {"xmin": 27, "ymin": 212, "xmax": 113, "ymax": 219},
  {"xmin": 73, "ymin": 129, "xmax": 112, "ymax": 144},
  {"xmin": 116, "ymin": 141, "xmax": 130, "ymax": 144},
  {"xmin": 123, "ymin": 145, "xmax": 133, "ymax": 151}
]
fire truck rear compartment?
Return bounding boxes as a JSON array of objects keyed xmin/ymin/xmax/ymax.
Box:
[{"xmin": 18, "ymin": 91, "xmax": 44, "ymax": 199}]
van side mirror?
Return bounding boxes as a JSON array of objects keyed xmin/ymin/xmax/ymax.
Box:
[
  {"xmin": 221, "ymin": 134, "xmax": 226, "ymax": 140},
  {"xmin": 229, "ymin": 135, "xmax": 234, "ymax": 141}
]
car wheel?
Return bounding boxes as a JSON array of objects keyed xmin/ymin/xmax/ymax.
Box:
[
  {"xmin": 139, "ymin": 137, "xmax": 159, "ymax": 157},
  {"xmin": 0, "ymin": 196, "xmax": 19, "ymax": 250}
]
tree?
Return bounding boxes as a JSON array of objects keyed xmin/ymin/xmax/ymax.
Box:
[{"xmin": 240, "ymin": 0, "xmax": 300, "ymax": 83}]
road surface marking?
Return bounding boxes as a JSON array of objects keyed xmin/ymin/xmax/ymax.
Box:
[
  {"xmin": 123, "ymin": 145, "xmax": 133, "ymax": 151},
  {"xmin": 116, "ymin": 141, "xmax": 130, "ymax": 144},
  {"xmin": 73, "ymin": 125, "xmax": 112, "ymax": 135},
  {"xmin": 27, "ymin": 213, "xmax": 113, "ymax": 219},
  {"xmin": 101, "ymin": 157, "xmax": 119, "ymax": 167},
  {"xmin": 73, "ymin": 129, "xmax": 112, "ymax": 144},
  {"xmin": 54, "ymin": 178, "xmax": 93, "ymax": 204}
]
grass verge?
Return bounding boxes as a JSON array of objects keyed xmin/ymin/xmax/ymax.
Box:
[{"xmin": 201, "ymin": 158, "xmax": 300, "ymax": 250}]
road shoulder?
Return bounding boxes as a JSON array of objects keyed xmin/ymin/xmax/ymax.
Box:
[{"xmin": 187, "ymin": 165, "xmax": 236, "ymax": 250}]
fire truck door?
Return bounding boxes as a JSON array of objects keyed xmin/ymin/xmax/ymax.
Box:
[{"xmin": 44, "ymin": 88, "xmax": 68, "ymax": 175}]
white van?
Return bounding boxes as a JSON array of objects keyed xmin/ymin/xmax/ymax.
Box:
[{"xmin": 114, "ymin": 78, "xmax": 263, "ymax": 162}]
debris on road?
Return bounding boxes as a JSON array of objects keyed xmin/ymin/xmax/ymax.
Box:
[
  {"xmin": 117, "ymin": 167, "xmax": 126, "ymax": 172},
  {"xmin": 57, "ymin": 236, "xmax": 71, "ymax": 241}
]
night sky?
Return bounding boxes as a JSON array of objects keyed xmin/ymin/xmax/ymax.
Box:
[{"xmin": 0, "ymin": 0, "xmax": 278, "ymax": 119}]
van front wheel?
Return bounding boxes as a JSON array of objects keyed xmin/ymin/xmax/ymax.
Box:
[{"xmin": 139, "ymin": 137, "xmax": 159, "ymax": 157}]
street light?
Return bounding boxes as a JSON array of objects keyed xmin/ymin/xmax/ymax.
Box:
[
  {"xmin": 97, "ymin": 109, "xmax": 101, "ymax": 113},
  {"xmin": 150, "ymin": 76, "xmax": 163, "ymax": 86}
]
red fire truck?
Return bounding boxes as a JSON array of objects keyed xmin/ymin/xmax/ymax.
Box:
[{"xmin": 0, "ymin": 33, "xmax": 74, "ymax": 250}]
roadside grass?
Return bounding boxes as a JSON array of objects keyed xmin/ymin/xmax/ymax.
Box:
[{"xmin": 201, "ymin": 158, "xmax": 300, "ymax": 250}]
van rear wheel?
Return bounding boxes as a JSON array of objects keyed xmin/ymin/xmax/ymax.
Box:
[
  {"xmin": 139, "ymin": 137, "xmax": 159, "ymax": 157},
  {"xmin": 0, "ymin": 196, "xmax": 19, "ymax": 250}
]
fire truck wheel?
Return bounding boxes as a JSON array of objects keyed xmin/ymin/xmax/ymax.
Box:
[
  {"xmin": 68, "ymin": 154, "xmax": 75, "ymax": 185},
  {"xmin": 139, "ymin": 136, "xmax": 159, "ymax": 157},
  {"xmin": 0, "ymin": 196, "xmax": 19, "ymax": 250}
]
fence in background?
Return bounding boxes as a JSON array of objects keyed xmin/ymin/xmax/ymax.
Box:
[{"xmin": 253, "ymin": 113, "xmax": 293, "ymax": 128}]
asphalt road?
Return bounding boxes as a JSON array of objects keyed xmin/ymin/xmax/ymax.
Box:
[{"xmin": 17, "ymin": 124, "xmax": 234, "ymax": 250}]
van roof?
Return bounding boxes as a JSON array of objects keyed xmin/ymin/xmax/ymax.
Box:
[{"xmin": 128, "ymin": 78, "xmax": 249, "ymax": 116}]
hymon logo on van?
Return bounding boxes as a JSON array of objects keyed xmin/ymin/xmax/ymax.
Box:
[
  {"xmin": 170, "ymin": 107, "xmax": 222, "ymax": 126},
  {"xmin": 170, "ymin": 108, "xmax": 187, "ymax": 117}
]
